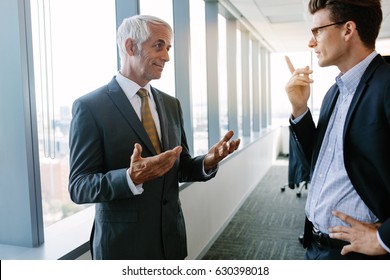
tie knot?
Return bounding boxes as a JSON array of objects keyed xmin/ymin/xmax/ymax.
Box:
[{"xmin": 137, "ymin": 88, "xmax": 148, "ymax": 98}]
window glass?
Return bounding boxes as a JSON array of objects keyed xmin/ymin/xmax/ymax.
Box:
[
  {"xmin": 376, "ymin": 38, "xmax": 390, "ymax": 55},
  {"xmin": 30, "ymin": 0, "xmax": 117, "ymax": 226},
  {"xmin": 311, "ymin": 59, "xmax": 338, "ymax": 119},
  {"xmin": 236, "ymin": 29, "xmax": 243, "ymax": 137},
  {"xmin": 190, "ymin": 0, "xmax": 208, "ymax": 155},
  {"xmin": 140, "ymin": 0, "xmax": 175, "ymax": 96},
  {"xmin": 218, "ymin": 14, "xmax": 228, "ymax": 137},
  {"xmin": 248, "ymin": 39, "xmax": 254, "ymax": 132}
]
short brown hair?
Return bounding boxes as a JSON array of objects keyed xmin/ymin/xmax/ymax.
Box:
[{"xmin": 308, "ymin": 0, "xmax": 382, "ymax": 49}]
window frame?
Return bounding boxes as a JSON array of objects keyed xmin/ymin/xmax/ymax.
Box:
[
  {"xmin": 0, "ymin": 0, "xmax": 138, "ymax": 258},
  {"xmin": 0, "ymin": 0, "xmax": 274, "ymax": 259}
]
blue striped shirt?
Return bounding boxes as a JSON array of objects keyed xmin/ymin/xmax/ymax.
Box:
[{"xmin": 305, "ymin": 51, "xmax": 379, "ymax": 234}]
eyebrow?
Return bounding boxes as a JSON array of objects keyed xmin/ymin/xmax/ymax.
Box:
[{"xmin": 154, "ymin": 39, "xmax": 171, "ymax": 47}]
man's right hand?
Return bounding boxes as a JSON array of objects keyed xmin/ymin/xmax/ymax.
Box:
[
  {"xmin": 129, "ymin": 143, "xmax": 182, "ymax": 185},
  {"xmin": 284, "ymin": 56, "xmax": 313, "ymax": 118}
]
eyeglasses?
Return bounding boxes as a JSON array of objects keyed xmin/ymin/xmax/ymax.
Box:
[{"xmin": 311, "ymin": 20, "xmax": 347, "ymax": 42}]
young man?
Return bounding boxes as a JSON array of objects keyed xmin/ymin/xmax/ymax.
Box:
[{"xmin": 285, "ymin": 0, "xmax": 390, "ymax": 259}]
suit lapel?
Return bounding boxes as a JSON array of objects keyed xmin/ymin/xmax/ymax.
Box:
[
  {"xmin": 106, "ymin": 77, "xmax": 157, "ymax": 155},
  {"xmin": 343, "ymin": 54, "xmax": 383, "ymax": 139},
  {"xmin": 151, "ymin": 87, "xmax": 169, "ymax": 152}
]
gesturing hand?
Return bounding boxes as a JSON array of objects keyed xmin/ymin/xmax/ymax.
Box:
[
  {"xmin": 129, "ymin": 143, "xmax": 182, "ymax": 185},
  {"xmin": 284, "ymin": 56, "xmax": 313, "ymax": 118},
  {"xmin": 203, "ymin": 130, "xmax": 241, "ymax": 172}
]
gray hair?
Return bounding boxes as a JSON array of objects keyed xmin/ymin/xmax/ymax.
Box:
[{"xmin": 116, "ymin": 15, "xmax": 172, "ymax": 67}]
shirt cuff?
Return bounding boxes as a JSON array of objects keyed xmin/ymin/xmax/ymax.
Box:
[
  {"xmin": 203, "ymin": 162, "xmax": 218, "ymax": 177},
  {"xmin": 290, "ymin": 108, "xmax": 309, "ymax": 124},
  {"xmin": 126, "ymin": 168, "xmax": 144, "ymax": 195},
  {"xmin": 377, "ymin": 231, "xmax": 390, "ymax": 253}
]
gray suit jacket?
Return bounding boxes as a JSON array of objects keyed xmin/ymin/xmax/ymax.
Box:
[{"xmin": 68, "ymin": 77, "xmax": 215, "ymax": 259}]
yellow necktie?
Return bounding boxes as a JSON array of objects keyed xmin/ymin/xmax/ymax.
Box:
[{"xmin": 137, "ymin": 88, "xmax": 161, "ymax": 154}]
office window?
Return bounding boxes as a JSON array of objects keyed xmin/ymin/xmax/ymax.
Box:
[
  {"xmin": 190, "ymin": 0, "xmax": 208, "ymax": 155},
  {"xmin": 140, "ymin": 0, "xmax": 176, "ymax": 97},
  {"xmin": 250, "ymin": 39, "xmax": 261, "ymax": 133},
  {"xmin": 236, "ymin": 29, "xmax": 243, "ymax": 137},
  {"xmin": 218, "ymin": 14, "xmax": 229, "ymax": 137},
  {"xmin": 249, "ymin": 39, "xmax": 256, "ymax": 132},
  {"xmin": 30, "ymin": 0, "xmax": 117, "ymax": 226},
  {"xmin": 311, "ymin": 60, "xmax": 339, "ymax": 118},
  {"xmin": 377, "ymin": 38, "xmax": 390, "ymax": 55}
]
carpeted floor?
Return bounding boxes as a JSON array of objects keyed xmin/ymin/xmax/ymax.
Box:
[{"xmin": 202, "ymin": 157, "xmax": 308, "ymax": 260}]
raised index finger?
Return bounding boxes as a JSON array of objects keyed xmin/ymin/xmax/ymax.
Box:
[{"xmin": 285, "ymin": 56, "xmax": 295, "ymax": 74}]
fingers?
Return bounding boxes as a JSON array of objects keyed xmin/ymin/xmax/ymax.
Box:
[
  {"xmin": 215, "ymin": 139, "xmax": 240, "ymax": 159},
  {"xmin": 220, "ymin": 130, "xmax": 235, "ymax": 144},
  {"xmin": 149, "ymin": 148, "xmax": 181, "ymax": 176},
  {"xmin": 130, "ymin": 143, "xmax": 142, "ymax": 167},
  {"xmin": 328, "ymin": 227, "xmax": 351, "ymax": 241},
  {"xmin": 285, "ymin": 56, "xmax": 312, "ymax": 78},
  {"xmin": 285, "ymin": 56, "xmax": 312, "ymax": 79},
  {"xmin": 132, "ymin": 143, "xmax": 142, "ymax": 157},
  {"xmin": 332, "ymin": 210, "xmax": 358, "ymax": 226},
  {"xmin": 232, "ymin": 138, "xmax": 241, "ymax": 151},
  {"xmin": 221, "ymin": 131, "xmax": 241, "ymax": 150},
  {"xmin": 340, "ymin": 244, "xmax": 353, "ymax": 255},
  {"xmin": 285, "ymin": 56, "xmax": 295, "ymax": 74},
  {"xmin": 224, "ymin": 139, "xmax": 240, "ymax": 155},
  {"xmin": 290, "ymin": 67, "xmax": 313, "ymax": 80},
  {"xmin": 212, "ymin": 131, "xmax": 240, "ymax": 158},
  {"xmin": 328, "ymin": 210, "xmax": 386, "ymax": 256},
  {"xmin": 170, "ymin": 145, "xmax": 183, "ymax": 156},
  {"xmin": 130, "ymin": 146, "xmax": 182, "ymax": 185}
]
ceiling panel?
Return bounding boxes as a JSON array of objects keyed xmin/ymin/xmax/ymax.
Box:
[{"xmin": 228, "ymin": 0, "xmax": 390, "ymax": 53}]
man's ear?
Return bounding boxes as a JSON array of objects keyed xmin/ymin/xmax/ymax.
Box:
[
  {"xmin": 344, "ymin": 21, "xmax": 357, "ymax": 38},
  {"xmin": 125, "ymin": 38, "xmax": 137, "ymax": 56}
]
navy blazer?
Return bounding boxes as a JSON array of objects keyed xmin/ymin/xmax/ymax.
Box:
[
  {"xmin": 290, "ymin": 55, "xmax": 390, "ymax": 250},
  {"xmin": 68, "ymin": 77, "xmax": 215, "ymax": 259}
]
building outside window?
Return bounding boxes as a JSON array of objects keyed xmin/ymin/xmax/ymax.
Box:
[
  {"xmin": 190, "ymin": 0, "xmax": 208, "ymax": 155},
  {"xmin": 30, "ymin": 0, "xmax": 117, "ymax": 226}
]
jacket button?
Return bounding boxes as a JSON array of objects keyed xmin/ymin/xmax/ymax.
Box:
[{"xmin": 162, "ymin": 199, "xmax": 168, "ymax": 205}]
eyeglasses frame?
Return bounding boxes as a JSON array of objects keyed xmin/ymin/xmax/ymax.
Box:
[{"xmin": 311, "ymin": 20, "xmax": 348, "ymax": 42}]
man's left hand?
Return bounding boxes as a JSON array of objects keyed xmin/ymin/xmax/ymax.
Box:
[{"xmin": 204, "ymin": 130, "xmax": 240, "ymax": 172}]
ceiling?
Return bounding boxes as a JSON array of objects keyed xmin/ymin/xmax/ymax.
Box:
[{"xmin": 224, "ymin": 0, "xmax": 390, "ymax": 53}]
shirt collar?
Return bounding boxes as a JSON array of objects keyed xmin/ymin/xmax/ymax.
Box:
[
  {"xmin": 115, "ymin": 72, "xmax": 152, "ymax": 99},
  {"xmin": 336, "ymin": 51, "xmax": 377, "ymax": 95}
]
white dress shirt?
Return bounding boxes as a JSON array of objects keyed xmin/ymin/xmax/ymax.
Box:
[
  {"xmin": 116, "ymin": 72, "xmax": 162, "ymax": 195},
  {"xmin": 115, "ymin": 72, "xmax": 217, "ymax": 196}
]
